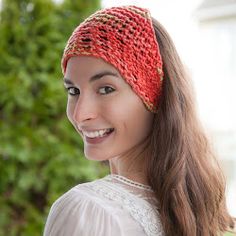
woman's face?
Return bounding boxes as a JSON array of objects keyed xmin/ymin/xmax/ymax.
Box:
[{"xmin": 64, "ymin": 56, "xmax": 154, "ymax": 161}]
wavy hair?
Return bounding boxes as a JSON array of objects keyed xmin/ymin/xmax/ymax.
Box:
[{"xmin": 146, "ymin": 18, "xmax": 235, "ymax": 236}]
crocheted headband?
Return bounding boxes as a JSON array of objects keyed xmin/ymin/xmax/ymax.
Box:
[{"xmin": 62, "ymin": 6, "xmax": 164, "ymax": 112}]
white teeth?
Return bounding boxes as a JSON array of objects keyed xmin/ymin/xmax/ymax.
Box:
[{"xmin": 83, "ymin": 129, "xmax": 112, "ymax": 138}]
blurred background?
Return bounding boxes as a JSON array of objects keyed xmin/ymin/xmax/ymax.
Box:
[{"xmin": 0, "ymin": 0, "xmax": 235, "ymax": 235}]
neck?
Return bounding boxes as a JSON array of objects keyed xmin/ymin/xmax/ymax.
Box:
[{"xmin": 108, "ymin": 142, "xmax": 149, "ymax": 186}]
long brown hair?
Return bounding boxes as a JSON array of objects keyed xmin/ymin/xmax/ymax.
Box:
[{"xmin": 146, "ymin": 18, "xmax": 235, "ymax": 236}]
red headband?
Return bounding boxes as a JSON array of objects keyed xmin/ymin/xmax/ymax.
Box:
[{"xmin": 62, "ymin": 6, "xmax": 164, "ymax": 112}]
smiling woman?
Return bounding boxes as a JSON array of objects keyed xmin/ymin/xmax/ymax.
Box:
[
  {"xmin": 63, "ymin": 56, "xmax": 153, "ymax": 163},
  {"xmin": 43, "ymin": 5, "xmax": 235, "ymax": 236}
]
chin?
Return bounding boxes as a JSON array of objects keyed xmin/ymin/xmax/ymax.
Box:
[{"xmin": 84, "ymin": 150, "xmax": 111, "ymax": 162}]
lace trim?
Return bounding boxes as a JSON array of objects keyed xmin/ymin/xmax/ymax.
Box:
[
  {"xmin": 86, "ymin": 176, "xmax": 164, "ymax": 236},
  {"xmin": 109, "ymin": 174, "xmax": 153, "ymax": 192}
]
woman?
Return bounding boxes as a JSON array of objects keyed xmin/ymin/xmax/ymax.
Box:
[{"xmin": 44, "ymin": 5, "xmax": 235, "ymax": 236}]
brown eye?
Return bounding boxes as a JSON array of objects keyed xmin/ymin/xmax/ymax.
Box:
[
  {"xmin": 67, "ymin": 87, "xmax": 80, "ymax": 96},
  {"xmin": 98, "ymin": 86, "xmax": 115, "ymax": 95}
]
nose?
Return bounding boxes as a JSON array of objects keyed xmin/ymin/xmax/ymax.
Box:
[{"xmin": 72, "ymin": 95, "xmax": 98, "ymax": 124}]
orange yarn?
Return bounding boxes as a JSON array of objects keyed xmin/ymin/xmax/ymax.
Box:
[{"xmin": 62, "ymin": 6, "xmax": 164, "ymax": 112}]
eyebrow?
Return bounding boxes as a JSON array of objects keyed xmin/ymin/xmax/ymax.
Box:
[{"xmin": 63, "ymin": 70, "xmax": 119, "ymax": 85}]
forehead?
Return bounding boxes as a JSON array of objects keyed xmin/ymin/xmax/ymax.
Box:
[{"xmin": 65, "ymin": 56, "xmax": 119, "ymax": 78}]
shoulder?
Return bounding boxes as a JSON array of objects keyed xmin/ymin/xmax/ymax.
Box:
[
  {"xmin": 43, "ymin": 180, "xmax": 123, "ymax": 236},
  {"xmin": 49, "ymin": 178, "xmax": 116, "ymax": 214},
  {"xmin": 49, "ymin": 181, "xmax": 102, "ymax": 210}
]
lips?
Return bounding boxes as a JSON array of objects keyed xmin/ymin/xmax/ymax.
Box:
[
  {"xmin": 83, "ymin": 128, "xmax": 114, "ymax": 144},
  {"xmin": 83, "ymin": 128, "xmax": 114, "ymax": 139}
]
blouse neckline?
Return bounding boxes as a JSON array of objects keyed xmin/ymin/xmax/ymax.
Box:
[{"xmin": 108, "ymin": 174, "xmax": 153, "ymax": 191}]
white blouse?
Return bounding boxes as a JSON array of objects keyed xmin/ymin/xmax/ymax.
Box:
[{"xmin": 43, "ymin": 174, "xmax": 165, "ymax": 236}]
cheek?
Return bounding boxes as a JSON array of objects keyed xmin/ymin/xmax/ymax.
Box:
[
  {"xmin": 66, "ymin": 100, "xmax": 75, "ymax": 124},
  {"xmin": 129, "ymin": 111, "xmax": 153, "ymax": 138},
  {"xmin": 109, "ymin": 93, "xmax": 153, "ymax": 138},
  {"xmin": 127, "ymin": 99, "xmax": 153, "ymax": 137}
]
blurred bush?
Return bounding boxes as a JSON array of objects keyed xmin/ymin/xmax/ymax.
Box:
[{"xmin": 0, "ymin": 0, "xmax": 108, "ymax": 235}]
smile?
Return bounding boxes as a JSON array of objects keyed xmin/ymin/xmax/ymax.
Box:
[{"xmin": 83, "ymin": 128, "xmax": 114, "ymax": 139}]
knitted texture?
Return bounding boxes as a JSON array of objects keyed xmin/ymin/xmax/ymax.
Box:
[{"xmin": 62, "ymin": 6, "xmax": 164, "ymax": 112}]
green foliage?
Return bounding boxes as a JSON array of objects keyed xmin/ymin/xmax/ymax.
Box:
[
  {"xmin": 0, "ymin": 0, "xmax": 105, "ymax": 235},
  {"xmin": 224, "ymin": 233, "xmax": 236, "ymax": 236}
]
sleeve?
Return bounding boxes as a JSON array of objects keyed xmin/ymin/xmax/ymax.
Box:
[{"xmin": 43, "ymin": 188, "xmax": 124, "ymax": 236}]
